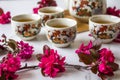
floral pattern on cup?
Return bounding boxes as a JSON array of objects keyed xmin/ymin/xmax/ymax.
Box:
[
  {"xmin": 71, "ymin": 0, "xmax": 104, "ymax": 17},
  {"xmin": 16, "ymin": 23, "xmax": 41, "ymax": 37},
  {"xmin": 91, "ymin": 25, "xmax": 119, "ymax": 40},
  {"xmin": 41, "ymin": 13, "xmax": 64, "ymax": 26},
  {"xmin": 47, "ymin": 28, "xmax": 76, "ymax": 44}
]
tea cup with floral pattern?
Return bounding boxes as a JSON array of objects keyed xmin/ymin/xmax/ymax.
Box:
[
  {"xmin": 38, "ymin": 6, "xmax": 64, "ymax": 26},
  {"xmin": 11, "ymin": 14, "xmax": 41, "ymax": 40},
  {"xmin": 45, "ymin": 18, "xmax": 77, "ymax": 48},
  {"xmin": 89, "ymin": 15, "xmax": 120, "ymax": 43}
]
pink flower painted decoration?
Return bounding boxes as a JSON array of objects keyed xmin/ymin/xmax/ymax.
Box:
[
  {"xmin": 0, "ymin": 53, "xmax": 21, "ymax": 80},
  {"xmin": 39, "ymin": 49, "xmax": 65, "ymax": 78},
  {"xmin": 0, "ymin": 11, "xmax": 11, "ymax": 24},
  {"xmin": 17, "ymin": 41, "xmax": 34, "ymax": 60},
  {"xmin": 99, "ymin": 48, "xmax": 115, "ymax": 63},
  {"xmin": 107, "ymin": 6, "xmax": 120, "ymax": 17},
  {"xmin": 98, "ymin": 62, "xmax": 113, "ymax": 76},
  {"xmin": 75, "ymin": 41, "xmax": 93, "ymax": 54}
]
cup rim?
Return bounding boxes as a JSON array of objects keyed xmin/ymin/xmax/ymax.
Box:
[
  {"xmin": 38, "ymin": 6, "xmax": 64, "ymax": 15},
  {"xmin": 11, "ymin": 14, "xmax": 41, "ymax": 23},
  {"xmin": 89, "ymin": 14, "xmax": 120, "ymax": 25},
  {"xmin": 45, "ymin": 18, "xmax": 77, "ymax": 29}
]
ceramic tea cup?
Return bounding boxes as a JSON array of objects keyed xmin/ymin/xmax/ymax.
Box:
[
  {"xmin": 11, "ymin": 14, "xmax": 41, "ymax": 40},
  {"xmin": 38, "ymin": 6, "xmax": 64, "ymax": 26},
  {"xmin": 89, "ymin": 15, "xmax": 120, "ymax": 43},
  {"xmin": 45, "ymin": 18, "xmax": 77, "ymax": 47}
]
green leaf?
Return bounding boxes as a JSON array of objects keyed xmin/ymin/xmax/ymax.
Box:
[
  {"xmin": 0, "ymin": 72, "xmax": 6, "ymax": 80},
  {"xmin": 92, "ymin": 45, "xmax": 101, "ymax": 50},
  {"xmin": 43, "ymin": 45, "xmax": 50, "ymax": 54},
  {"xmin": 0, "ymin": 8, "xmax": 4, "ymax": 16},
  {"xmin": 7, "ymin": 39, "xmax": 18, "ymax": 51},
  {"xmin": 92, "ymin": 39, "xmax": 102, "ymax": 50},
  {"xmin": 107, "ymin": 62, "xmax": 119, "ymax": 71},
  {"xmin": 41, "ymin": 69, "xmax": 45, "ymax": 77},
  {"xmin": 90, "ymin": 49, "xmax": 99, "ymax": 61},
  {"xmin": 36, "ymin": 54, "xmax": 43, "ymax": 61},
  {"xmin": 79, "ymin": 53, "xmax": 94, "ymax": 65},
  {"xmin": 91, "ymin": 65, "xmax": 98, "ymax": 74}
]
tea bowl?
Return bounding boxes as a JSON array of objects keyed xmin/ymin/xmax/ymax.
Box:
[
  {"xmin": 38, "ymin": 6, "xmax": 64, "ymax": 26},
  {"xmin": 89, "ymin": 15, "xmax": 120, "ymax": 43},
  {"xmin": 11, "ymin": 14, "xmax": 41, "ymax": 40},
  {"xmin": 45, "ymin": 18, "xmax": 77, "ymax": 48}
]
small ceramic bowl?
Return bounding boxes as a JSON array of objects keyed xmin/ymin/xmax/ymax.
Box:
[
  {"xmin": 38, "ymin": 6, "xmax": 64, "ymax": 26},
  {"xmin": 89, "ymin": 15, "xmax": 120, "ymax": 43},
  {"xmin": 45, "ymin": 18, "xmax": 77, "ymax": 47},
  {"xmin": 11, "ymin": 14, "xmax": 41, "ymax": 40}
]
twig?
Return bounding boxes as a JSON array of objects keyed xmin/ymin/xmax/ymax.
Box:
[
  {"xmin": 65, "ymin": 63, "xmax": 90, "ymax": 70},
  {"xmin": 18, "ymin": 63, "xmax": 90, "ymax": 72},
  {"xmin": 18, "ymin": 63, "xmax": 39, "ymax": 71}
]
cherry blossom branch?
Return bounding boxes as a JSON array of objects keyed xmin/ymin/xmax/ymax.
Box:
[
  {"xmin": 18, "ymin": 63, "xmax": 90, "ymax": 71},
  {"xmin": 65, "ymin": 63, "xmax": 90, "ymax": 70},
  {"xmin": 18, "ymin": 63, "xmax": 39, "ymax": 71}
]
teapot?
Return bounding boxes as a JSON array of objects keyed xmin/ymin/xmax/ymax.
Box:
[{"xmin": 69, "ymin": 0, "xmax": 106, "ymax": 22}]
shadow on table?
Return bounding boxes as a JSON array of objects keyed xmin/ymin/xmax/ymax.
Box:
[
  {"xmin": 27, "ymin": 33, "xmax": 48, "ymax": 42},
  {"xmin": 112, "ymin": 69, "xmax": 120, "ymax": 80},
  {"xmin": 56, "ymin": 68, "xmax": 85, "ymax": 79},
  {"xmin": 70, "ymin": 39, "xmax": 91, "ymax": 49},
  {"xmin": 16, "ymin": 69, "xmax": 37, "ymax": 80},
  {"xmin": 20, "ymin": 53, "xmax": 38, "ymax": 63}
]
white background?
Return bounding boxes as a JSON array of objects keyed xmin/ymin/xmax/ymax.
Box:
[
  {"xmin": 1, "ymin": 0, "xmax": 120, "ymax": 15},
  {"xmin": 0, "ymin": 0, "xmax": 120, "ymax": 80}
]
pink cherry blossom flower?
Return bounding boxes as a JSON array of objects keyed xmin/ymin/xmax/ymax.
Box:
[
  {"xmin": 39, "ymin": 49, "xmax": 65, "ymax": 78},
  {"xmin": 33, "ymin": 0, "xmax": 57, "ymax": 14},
  {"xmin": 0, "ymin": 53, "xmax": 21, "ymax": 80},
  {"xmin": 33, "ymin": 7, "xmax": 39, "ymax": 14},
  {"xmin": 88, "ymin": 34, "xmax": 93, "ymax": 37},
  {"xmin": 75, "ymin": 41, "xmax": 93, "ymax": 54},
  {"xmin": 107, "ymin": 6, "xmax": 120, "ymax": 17},
  {"xmin": 75, "ymin": 40, "xmax": 118, "ymax": 79},
  {"xmin": 0, "ymin": 64, "xmax": 2, "ymax": 77},
  {"xmin": 1, "ymin": 54, "xmax": 21, "ymax": 72},
  {"xmin": 0, "ymin": 11, "xmax": 11, "ymax": 24},
  {"xmin": 99, "ymin": 48, "xmax": 115, "ymax": 63},
  {"xmin": 17, "ymin": 41, "xmax": 34, "ymax": 60},
  {"xmin": 98, "ymin": 62, "xmax": 113, "ymax": 76}
]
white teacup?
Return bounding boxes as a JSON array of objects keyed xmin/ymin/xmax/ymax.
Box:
[
  {"xmin": 45, "ymin": 18, "xmax": 77, "ymax": 47},
  {"xmin": 38, "ymin": 6, "xmax": 64, "ymax": 26},
  {"xmin": 11, "ymin": 14, "xmax": 41, "ymax": 40},
  {"xmin": 89, "ymin": 15, "xmax": 120, "ymax": 43}
]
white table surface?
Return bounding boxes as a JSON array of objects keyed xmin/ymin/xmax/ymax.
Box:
[{"xmin": 0, "ymin": 0, "xmax": 120, "ymax": 80}]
